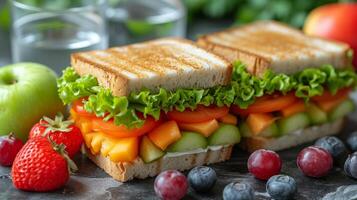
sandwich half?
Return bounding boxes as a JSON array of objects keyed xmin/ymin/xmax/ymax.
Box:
[
  {"xmin": 197, "ymin": 21, "xmax": 356, "ymax": 152},
  {"xmin": 58, "ymin": 38, "xmax": 239, "ymax": 182}
]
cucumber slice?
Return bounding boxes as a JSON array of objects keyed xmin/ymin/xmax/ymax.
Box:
[
  {"xmin": 167, "ymin": 132, "xmax": 207, "ymax": 152},
  {"xmin": 208, "ymin": 124, "xmax": 241, "ymax": 146},
  {"xmin": 260, "ymin": 123, "xmax": 280, "ymax": 138},
  {"xmin": 306, "ymin": 103, "xmax": 328, "ymax": 125},
  {"xmin": 278, "ymin": 113, "xmax": 310, "ymax": 135},
  {"xmin": 239, "ymin": 122, "xmax": 252, "ymax": 138},
  {"xmin": 329, "ymin": 99, "xmax": 355, "ymax": 122},
  {"xmin": 239, "ymin": 122, "xmax": 279, "ymax": 138},
  {"xmin": 140, "ymin": 136, "xmax": 165, "ymax": 163}
]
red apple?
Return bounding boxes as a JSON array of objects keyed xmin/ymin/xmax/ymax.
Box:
[{"xmin": 303, "ymin": 3, "xmax": 357, "ymax": 68}]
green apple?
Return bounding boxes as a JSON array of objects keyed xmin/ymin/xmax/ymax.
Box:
[{"xmin": 0, "ymin": 63, "xmax": 64, "ymax": 141}]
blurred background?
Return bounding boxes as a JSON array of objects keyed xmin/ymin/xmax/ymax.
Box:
[{"xmin": 0, "ymin": 0, "xmax": 356, "ymax": 73}]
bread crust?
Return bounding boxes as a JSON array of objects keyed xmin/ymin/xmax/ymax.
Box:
[
  {"xmin": 197, "ymin": 20, "xmax": 351, "ymax": 76},
  {"xmin": 197, "ymin": 39, "xmax": 270, "ymax": 75},
  {"xmin": 86, "ymin": 145, "xmax": 233, "ymax": 182},
  {"xmin": 71, "ymin": 38, "xmax": 232, "ymax": 96},
  {"xmin": 240, "ymin": 119, "xmax": 344, "ymax": 152}
]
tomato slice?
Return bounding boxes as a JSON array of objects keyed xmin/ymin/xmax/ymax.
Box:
[
  {"xmin": 72, "ymin": 98, "xmax": 97, "ymax": 118},
  {"xmin": 312, "ymin": 87, "xmax": 351, "ymax": 102},
  {"xmin": 92, "ymin": 116, "xmax": 161, "ymax": 138},
  {"xmin": 231, "ymin": 92, "xmax": 297, "ymax": 115},
  {"xmin": 167, "ymin": 105, "xmax": 229, "ymax": 123}
]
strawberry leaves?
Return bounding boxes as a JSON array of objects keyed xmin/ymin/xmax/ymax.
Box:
[
  {"xmin": 40, "ymin": 113, "xmax": 73, "ymax": 136},
  {"xmin": 47, "ymin": 134, "xmax": 78, "ymax": 174}
]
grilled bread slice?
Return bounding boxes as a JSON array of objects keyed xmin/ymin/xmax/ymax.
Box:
[
  {"xmin": 197, "ymin": 21, "xmax": 351, "ymax": 76},
  {"xmin": 71, "ymin": 38, "xmax": 232, "ymax": 96}
]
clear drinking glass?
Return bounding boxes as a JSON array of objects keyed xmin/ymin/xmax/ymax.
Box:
[
  {"xmin": 10, "ymin": 0, "xmax": 108, "ymax": 75},
  {"xmin": 106, "ymin": 0, "xmax": 186, "ymax": 46}
]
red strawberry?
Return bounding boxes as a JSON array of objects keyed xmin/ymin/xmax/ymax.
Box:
[
  {"xmin": 29, "ymin": 113, "xmax": 83, "ymax": 158},
  {"xmin": 12, "ymin": 136, "xmax": 77, "ymax": 192}
]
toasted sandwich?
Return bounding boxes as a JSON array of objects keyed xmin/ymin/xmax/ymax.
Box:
[
  {"xmin": 197, "ymin": 21, "xmax": 357, "ymax": 152},
  {"xmin": 58, "ymin": 38, "xmax": 238, "ymax": 182}
]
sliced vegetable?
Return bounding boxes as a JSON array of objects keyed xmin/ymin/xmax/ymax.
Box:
[
  {"xmin": 312, "ymin": 87, "xmax": 351, "ymax": 102},
  {"xmin": 167, "ymin": 132, "xmax": 207, "ymax": 152},
  {"xmin": 208, "ymin": 124, "xmax": 241, "ymax": 146},
  {"xmin": 231, "ymin": 92, "xmax": 297, "ymax": 115},
  {"xmin": 239, "ymin": 121, "xmax": 279, "ymax": 138},
  {"xmin": 83, "ymin": 132, "xmax": 95, "ymax": 148},
  {"xmin": 70, "ymin": 109, "xmax": 79, "ymax": 121},
  {"xmin": 140, "ymin": 136, "xmax": 165, "ymax": 163},
  {"xmin": 329, "ymin": 99, "xmax": 355, "ymax": 121},
  {"xmin": 59, "ymin": 65, "xmax": 357, "ymax": 128},
  {"xmin": 72, "ymin": 98, "xmax": 97, "ymax": 118},
  {"xmin": 306, "ymin": 103, "xmax": 328, "ymax": 125},
  {"xmin": 246, "ymin": 113, "xmax": 276, "ymax": 135},
  {"xmin": 278, "ymin": 113, "xmax": 310, "ymax": 135},
  {"xmin": 148, "ymin": 121, "xmax": 181, "ymax": 150},
  {"xmin": 281, "ymin": 100, "xmax": 306, "ymax": 117},
  {"xmin": 239, "ymin": 122, "xmax": 253, "ymax": 138},
  {"xmin": 92, "ymin": 116, "xmax": 161, "ymax": 138},
  {"xmin": 79, "ymin": 120, "xmax": 93, "ymax": 134},
  {"xmin": 315, "ymin": 93, "xmax": 348, "ymax": 112},
  {"xmin": 71, "ymin": 109, "xmax": 94, "ymax": 133},
  {"xmin": 218, "ymin": 114, "xmax": 238, "ymax": 125},
  {"xmin": 260, "ymin": 123, "xmax": 280, "ymax": 138},
  {"xmin": 108, "ymin": 137, "xmax": 139, "ymax": 162},
  {"xmin": 167, "ymin": 105, "xmax": 229, "ymax": 123},
  {"xmin": 101, "ymin": 139, "xmax": 116, "ymax": 157},
  {"xmin": 90, "ymin": 133, "xmax": 105, "ymax": 154},
  {"xmin": 178, "ymin": 119, "xmax": 219, "ymax": 137}
]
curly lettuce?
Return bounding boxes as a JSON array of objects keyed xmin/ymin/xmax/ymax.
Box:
[{"xmin": 58, "ymin": 61, "xmax": 357, "ymax": 128}]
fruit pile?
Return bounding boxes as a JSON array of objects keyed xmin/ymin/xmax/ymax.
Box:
[
  {"xmin": 71, "ymin": 99, "xmax": 241, "ymax": 163},
  {"xmin": 152, "ymin": 133, "xmax": 357, "ymax": 200},
  {"xmin": 235, "ymin": 89, "xmax": 354, "ymax": 138},
  {"xmin": 0, "ymin": 114, "xmax": 83, "ymax": 192}
]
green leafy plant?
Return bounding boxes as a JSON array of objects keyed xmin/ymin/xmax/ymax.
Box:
[{"xmin": 182, "ymin": 0, "xmax": 356, "ymax": 28}]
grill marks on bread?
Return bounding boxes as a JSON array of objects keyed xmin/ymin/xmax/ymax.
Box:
[
  {"xmin": 198, "ymin": 21, "xmax": 350, "ymax": 75},
  {"xmin": 71, "ymin": 38, "xmax": 231, "ymax": 96}
]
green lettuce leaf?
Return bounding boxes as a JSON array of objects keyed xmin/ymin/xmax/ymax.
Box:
[{"xmin": 57, "ymin": 61, "xmax": 357, "ymax": 128}]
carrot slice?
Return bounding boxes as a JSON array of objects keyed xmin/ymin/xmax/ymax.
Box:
[
  {"xmin": 218, "ymin": 114, "xmax": 238, "ymax": 125},
  {"xmin": 281, "ymin": 100, "xmax": 306, "ymax": 117},
  {"xmin": 246, "ymin": 113, "xmax": 276, "ymax": 135},
  {"xmin": 178, "ymin": 119, "xmax": 219, "ymax": 137},
  {"xmin": 148, "ymin": 121, "xmax": 181, "ymax": 150}
]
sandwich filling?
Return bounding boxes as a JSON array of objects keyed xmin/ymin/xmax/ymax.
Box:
[{"xmin": 58, "ymin": 61, "xmax": 357, "ymax": 163}]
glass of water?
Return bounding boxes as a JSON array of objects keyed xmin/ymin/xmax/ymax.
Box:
[
  {"xmin": 10, "ymin": 0, "xmax": 108, "ymax": 74},
  {"xmin": 106, "ymin": 0, "xmax": 186, "ymax": 46}
]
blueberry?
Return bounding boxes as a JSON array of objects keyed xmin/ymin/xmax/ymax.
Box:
[
  {"xmin": 188, "ymin": 166, "xmax": 217, "ymax": 192},
  {"xmin": 266, "ymin": 175, "xmax": 297, "ymax": 200},
  {"xmin": 347, "ymin": 131, "xmax": 357, "ymax": 152},
  {"xmin": 223, "ymin": 182, "xmax": 254, "ymax": 200},
  {"xmin": 315, "ymin": 136, "xmax": 347, "ymax": 158},
  {"xmin": 344, "ymin": 152, "xmax": 357, "ymax": 179}
]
